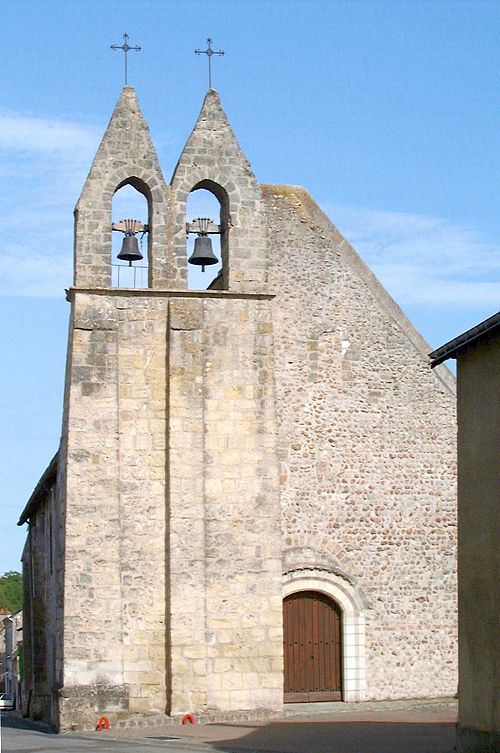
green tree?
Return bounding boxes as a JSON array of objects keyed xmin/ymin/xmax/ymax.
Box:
[{"xmin": 0, "ymin": 571, "xmax": 23, "ymax": 614}]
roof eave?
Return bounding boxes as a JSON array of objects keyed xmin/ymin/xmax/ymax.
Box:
[
  {"xmin": 429, "ymin": 311, "xmax": 500, "ymax": 368},
  {"xmin": 17, "ymin": 452, "xmax": 59, "ymax": 526}
]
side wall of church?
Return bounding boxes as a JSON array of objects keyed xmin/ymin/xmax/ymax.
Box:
[
  {"xmin": 263, "ymin": 185, "xmax": 457, "ymax": 700},
  {"xmin": 20, "ymin": 474, "xmax": 62, "ymax": 727}
]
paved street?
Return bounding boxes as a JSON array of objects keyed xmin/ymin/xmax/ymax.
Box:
[{"xmin": 1, "ymin": 699, "xmax": 458, "ymax": 753}]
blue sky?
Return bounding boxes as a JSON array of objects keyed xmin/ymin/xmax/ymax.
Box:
[{"xmin": 1, "ymin": 0, "xmax": 499, "ymax": 572}]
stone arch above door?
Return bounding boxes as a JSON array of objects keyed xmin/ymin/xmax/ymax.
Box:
[{"xmin": 283, "ymin": 568, "xmax": 367, "ymax": 702}]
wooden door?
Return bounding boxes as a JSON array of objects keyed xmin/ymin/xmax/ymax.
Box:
[{"xmin": 283, "ymin": 590, "xmax": 342, "ymax": 702}]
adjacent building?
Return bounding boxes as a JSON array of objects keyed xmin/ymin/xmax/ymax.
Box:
[
  {"xmin": 1, "ymin": 611, "xmax": 23, "ymax": 710},
  {"xmin": 430, "ymin": 312, "xmax": 500, "ymax": 753}
]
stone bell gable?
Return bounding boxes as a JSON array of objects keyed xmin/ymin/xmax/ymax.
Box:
[
  {"xmin": 19, "ymin": 84, "xmax": 457, "ymax": 732},
  {"xmin": 74, "ymin": 86, "xmax": 172, "ymax": 288},
  {"xmin": 55, "ymin": 85, "xmax": 283, "ymax": 730},
  {"xmin": 171, "ymin": 90, "xmax": 269, "ymax": 292}
]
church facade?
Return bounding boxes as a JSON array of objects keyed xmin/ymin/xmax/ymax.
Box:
[{"xmin": 19, "ymin": 87, "xmax": 457, "ymax": 731}]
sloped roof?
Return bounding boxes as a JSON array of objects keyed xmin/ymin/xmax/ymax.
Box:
[
  {"xmin": 17, "ymin": 453, "xmax": 58, "ymax": 526},
  {"xmin": 429, "ymin": 311, "xmax": 500, "ymax": 367}
]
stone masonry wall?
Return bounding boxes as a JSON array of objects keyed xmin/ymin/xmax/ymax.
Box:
[
  {"xmin": 59, "ymin": 287, "xmax": 282, "ymax": 730},
  {"xmin": 60, "ymin": 290, "xmax": 168, "ymax": 730},
  {"xmin": 263, "ymin": 185, "xmax": 457, "ymax": 700},
  {"xmin": 58, "ymin": 85, "xmax": 282, "ymax": 730},
  {"xmin": 167, "ymin": 293, "xmax": 282, "ymax": 716},
  {"xmin": 167, "ymin": 91, "xmax": 282, "ymax": 715},
  {"xmin": 52, "ymin": 84, "xmax": 458, "ymax": 729}
]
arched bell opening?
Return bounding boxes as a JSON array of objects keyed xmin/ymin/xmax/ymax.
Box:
[
  {"xmin": 112, "ymin": 179, "xmax": 151, "ymax": 288},
  {"xmin": 186, "ymin": 181, "xmax": 229, "ymax": 290}
]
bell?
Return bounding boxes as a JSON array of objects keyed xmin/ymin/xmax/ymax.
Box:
[
  {"xmin": 188, "ymin": 235, "xmax": 218, "ymax": 272},
  {"xmin": 117, "ymin": 234, "xmax": 143, "ymax": 266}
]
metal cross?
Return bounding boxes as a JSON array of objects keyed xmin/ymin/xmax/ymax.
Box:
[
  {"xmin": 195, "ymin": 37, "xmax": 224, "ymax": 90},
  {"xmin": 111, "ymin": 33, "xmax": 141, "ymax": 86}
]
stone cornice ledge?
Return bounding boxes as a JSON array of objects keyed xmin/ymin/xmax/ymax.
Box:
[{"xmin": 67, "ymin": 287, "xmax": 275, "ymax": 302}]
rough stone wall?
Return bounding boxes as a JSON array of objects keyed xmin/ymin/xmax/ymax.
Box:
[{"xmin": 263, "ymin": 185, "xmax": 457, "ymax": 700}]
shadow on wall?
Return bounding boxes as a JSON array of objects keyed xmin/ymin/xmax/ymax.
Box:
[{"xmin": 0, "ymin": 711, "xmax": 54, "ymax": 733}]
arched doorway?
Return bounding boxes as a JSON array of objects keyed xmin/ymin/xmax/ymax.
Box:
[{"xmin": 283, "ymin": 590, "xmax": 342, "ymax": 702}]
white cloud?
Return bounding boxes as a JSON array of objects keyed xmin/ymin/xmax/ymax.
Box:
[
  {"xmin": 2, "ymin": 245, "xmax": 72, "ymax": 298},
  {"xmin": 0, "ymin": 112, "xmax": 99, "ymax": 153},
  {"xmin": 0, "ymin": 113, "xmax": 101, "ymax": 297},
  {"xmin": 325, "ymin": 204, "xmax": 500, "ymax": 309}
]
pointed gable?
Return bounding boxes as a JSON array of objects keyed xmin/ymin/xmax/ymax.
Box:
[
  {"xmin": 74, "ymin": 86, "xmax": 171, "ymax": 288},
  {"xmin": 171, "ymin": 90, "xmax": 268, "ymax": 292},
  {"xmin": 171, "ymin": 89, "xmax": 256, "ymax": 186}
]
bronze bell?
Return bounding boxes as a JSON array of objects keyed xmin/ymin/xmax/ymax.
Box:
[
  {"xmin": 117, "ymin": 234, "xmax": 143, "ymax": 266},
  {"xmin": 188, "ymin": 235, "xmax": 218, "ymax": 272}
]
